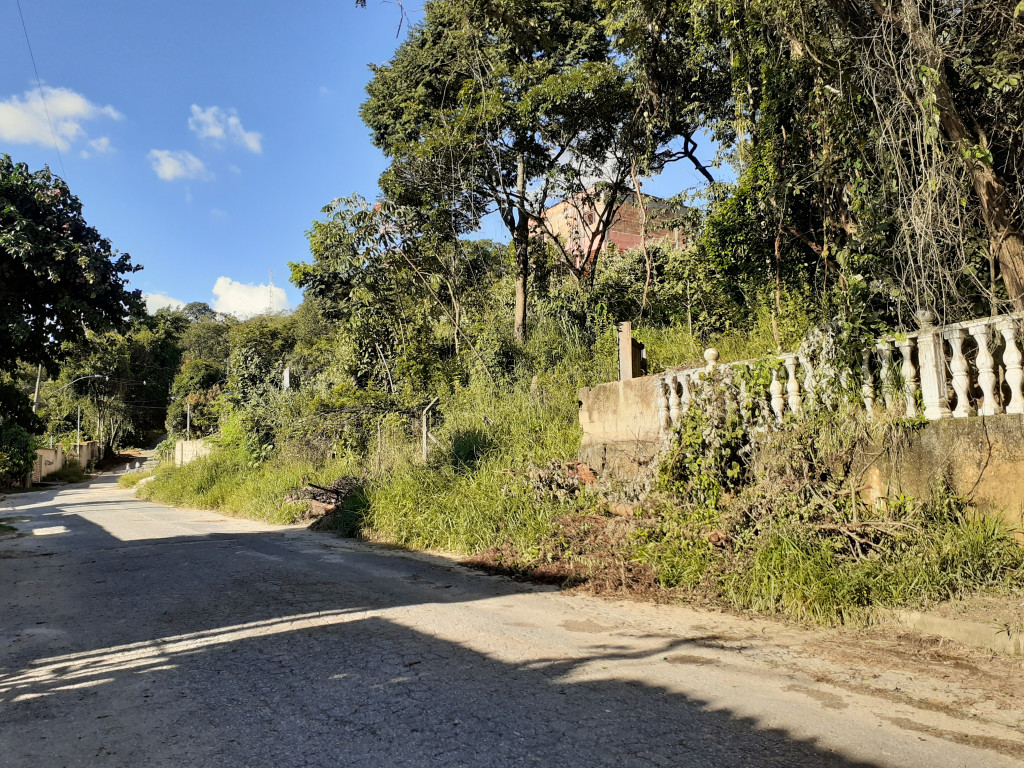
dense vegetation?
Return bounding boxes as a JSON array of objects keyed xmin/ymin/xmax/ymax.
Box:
[
  {"xmin": 7, "ymin": 1, "xmax": 1024, "ymax": 621},
  {"xmin": 0, "ymin": 153, "xmax": 144, "ymax": 483}
]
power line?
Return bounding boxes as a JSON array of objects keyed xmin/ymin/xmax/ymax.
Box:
[{"xmin": 15, "ymin": 0, "xmax": 68, "ymax": 181}]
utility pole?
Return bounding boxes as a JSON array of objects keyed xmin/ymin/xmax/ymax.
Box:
[
  {"xmin": 77, "ymin": 406, "xmax": 81, "ymax": 454},
  {"xmin": 32, "ymin": 364, "xmax": 42, "ymax": 413},
  {"xmin": 186, "ymin": 402, "xmax": 191, "ymax": 440}
]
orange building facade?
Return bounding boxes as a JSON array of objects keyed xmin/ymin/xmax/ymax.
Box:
[{"xmin": 539, "ymin": 191, "xmax": 684, "ymax": 272}]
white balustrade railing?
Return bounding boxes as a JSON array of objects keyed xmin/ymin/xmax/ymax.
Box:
[{"xmin": 654, "ymin": 310, "xmax": 1024, "ymax": 436}]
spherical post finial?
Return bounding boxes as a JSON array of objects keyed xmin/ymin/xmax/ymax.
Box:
[{"xmin": 703, "ymin": 348, "xmax": 719, "ymax": 371}]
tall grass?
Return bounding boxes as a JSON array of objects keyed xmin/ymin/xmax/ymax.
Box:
[
  {"xmin": 136, "ymin": 310, "xmax": 1024, "ymax": 625},
  {"xmin": 138, "ymin": 452, "xmax": 361, "ymax": 524},
  {"xmin": 139, "ymin": 375, "xmax": 581, "ymax": 546}
]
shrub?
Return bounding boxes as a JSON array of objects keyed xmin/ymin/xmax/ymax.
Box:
[{"xmin": 0, "ymin": 422, "xmax": 38, "ymax": 486}]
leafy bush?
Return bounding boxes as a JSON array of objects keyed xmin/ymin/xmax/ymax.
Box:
[{"xmin": 0, "ymin": 422, "xmax": 38, "ymax": 486}]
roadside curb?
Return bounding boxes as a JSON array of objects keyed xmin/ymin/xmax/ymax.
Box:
[{"xmin": 876, "ymin": 608, "xmax": 1023, "ymax": 656}]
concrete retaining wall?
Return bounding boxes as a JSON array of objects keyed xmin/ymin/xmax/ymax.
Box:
[
  {"xmin": 175, "ymin": 439, "xmax": 212, "ymax": 467},
  {"xmin": 860, "ymin": 414, "xmax": 1024, "ymax": 531},
  {"xmin": 70, "ymin": 441, "xmax": 100, "ymax": 468},
  {"xmin": 578, "ymin": 377, "xmax": 664, "ymax": 479},
  {"xmin": 580, "ymin": 376, "xmax": 1024, "ymax": 530}
]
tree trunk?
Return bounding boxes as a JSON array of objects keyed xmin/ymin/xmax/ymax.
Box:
[
  {"xmin": 965, "ymin": 156, "xmax": 1024, "ymax": 307},
  {"xmin": 893, "ymin": 0, "xmax": 1024, "ymax": 307},
  {"xmin": 513, "ymin": 152, "xmax": 530, "ymax": 344},
  {"xmin": 825, "ymin": 0, "xmax": 1024, "ymax": 308}
]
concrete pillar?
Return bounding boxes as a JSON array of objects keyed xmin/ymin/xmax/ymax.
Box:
[
  {"xmin": 916, "ymin": 310, "xmax": 952, "ymax": 421},
  {"xmin": 617, "ymin": 322, "xmax": 647, "ymax": 380},
  {"xmin": 618, "ymin": 322, "xmax": 634, "ymax": 381}
]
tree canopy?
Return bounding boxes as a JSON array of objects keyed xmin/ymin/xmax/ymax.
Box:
[
  {"xmin": 362, "ymin": 0, "xmax": 655, "ymax": 341},
  {"xmin": 0, "ymin": 154, "xmax": 143, "ymax": 373}
]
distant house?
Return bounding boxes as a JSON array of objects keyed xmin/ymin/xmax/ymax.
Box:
[{"xmin": 539, "ymin": 190, "xmax": 686, "ymax": 274}]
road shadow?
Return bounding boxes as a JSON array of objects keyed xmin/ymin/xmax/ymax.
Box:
[{"xmin": 0, "ymin": 478, "xmax": 905, "ymax": 767}]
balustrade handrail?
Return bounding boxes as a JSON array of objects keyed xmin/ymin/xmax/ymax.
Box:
[{"xmin": 652, "ymin": 309, "xmax": 1024, "ymax": 437}]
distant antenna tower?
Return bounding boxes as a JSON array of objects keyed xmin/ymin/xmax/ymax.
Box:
[{"xmin": 267, "ymin": 268, "xmax": 274, "ymax": 314}]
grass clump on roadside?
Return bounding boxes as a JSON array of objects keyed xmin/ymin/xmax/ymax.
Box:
[
  {"xmin": 136, "ymin": 450, "xmax": 342, "ymax": 524},
  {"xmin": 623, "ymin": 349, "xmax": 1024, "ymax": 625},
  {"xmin": 139, "ymin": 373, "xmax": 584, "ymax": 551},
  {"xmin": 118, "ymin": 468, "xmax": 154, "ymax": 488}
]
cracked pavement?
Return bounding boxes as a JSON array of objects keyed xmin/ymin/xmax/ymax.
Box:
[{"xmin": 1, "ymin": 473, "xmax": 1022, "ymax": 767}]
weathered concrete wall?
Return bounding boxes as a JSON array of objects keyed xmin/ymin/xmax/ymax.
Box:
[
  {"xmin": 581, "ymin": 375, "xmax": 1024, "ymax": 531},
  {"xmin": 32, "ymin": 448, "xmax": 65, "ymax": 482},
  {"xmin": 860, "ymin": 414, "xmax": 1024, "ymax": 530},
  {"xmin": 578, "ymin": 377, "xmax": 664, "ymax": 479},
  {"xmin": 175, "ymin": 439, "xmax": 212, "ymax": 467},
  {"xmin": 70, "ymin": 441, "xmax": 100, "ymax": 468}
]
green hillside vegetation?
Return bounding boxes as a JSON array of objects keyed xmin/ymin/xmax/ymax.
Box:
[{"xmin": 10, "ymin": 0, "xmax": 1024, "ymax": 623}]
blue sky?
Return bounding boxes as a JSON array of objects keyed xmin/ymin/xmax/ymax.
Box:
[{"xmin": 1, "ymin": 1, "xmax": 710, "ymax": 318}]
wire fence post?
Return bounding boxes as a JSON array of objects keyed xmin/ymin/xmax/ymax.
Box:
[{"xmin": 421, "ymin": 397, "xmax": 439, "ymax": 462}]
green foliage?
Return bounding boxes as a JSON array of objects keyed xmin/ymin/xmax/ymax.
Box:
[
  {"xmin": 40, "ymin": 311, "xmax": 186, "ymax": 451},
  {"xmin": 0, "ymin": 376, "xmax": 42, "ymax": 433},
  {"xmin": 0, "ymin": 153, "xmax": 144, "ymax": 372},
  {"xmin": 167, "ymin": 359, "xmax": 224, "ymax": 437},
  {"xmin": 362, "ymin": 0, "xmax": 662, "ymax": 337},
  {"xmin": 118, "ymin": 468, "xmax": 152, "ymax": 488},
  {"xmin": 0, "ymin": 421, "xmax": 38, "ymax": 485}
]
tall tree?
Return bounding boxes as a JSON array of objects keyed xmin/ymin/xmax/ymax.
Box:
[
  {"xmin": 0, "ymin": 154, "xmax": 143, "ymax": 373},
  {"xmin": 603, "ymin": 0, "xmax": 1024, "ymax": 319},
  {"xmin": 362, "ymin": 0, "xmax": 645, "ymax": 341}
]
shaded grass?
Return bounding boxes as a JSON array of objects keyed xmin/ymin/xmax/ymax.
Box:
[{"xmin": 42, "ymin": 460, "xmax": 88, "ymax": 484}]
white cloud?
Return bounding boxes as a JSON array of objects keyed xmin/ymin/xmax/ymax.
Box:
[
  {"xmin": 80, "ymin": 136, "xmax": 114, "ymax": 159},
  {"xmin": 147, "ymin": 149, "xmax": 208, "ymax": 181},
  {"xmin": 210, "ymin": 208, "xmax": 227, "ymax": 219},
  {"xmin": 188, "ymin": 105, "xmax": 262, "ymax": 154},
  {"xmin": 211, "ymin": 276, "xmax": 289, "ymax": 319},
  {"xmin": 144, "ymin": 292, "xmax": 185, "ymax": 313},
  {"xmin": 0, "ymin": 85, "xmax": 121, "ymax": 151}
]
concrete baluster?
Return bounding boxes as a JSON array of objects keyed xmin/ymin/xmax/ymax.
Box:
[
  {"xmin": 783, "ymin": 355, "xmax": 801, "ymax": 414},
  {"xmin": 915, "ymin": 311, "xmax": 952, "ymax": 421},
  {"xmin": 667, "ymin": 374, "xmax": 682, "ymax": 425},
  {"xmin": 704, "ymin": 348, "xmax": 719, "ymax": 373},
  {"xmin": 876, "ymin": 341, "xmax": 895, "ymax": 411},
  {"xmin": 895, "ymin": 338, "xmax": 918, "ymax": 418},
  {"xmin": 999, "ymin": 320, "xmax": 1024, "ymax": 415},
  {"xmin": 970, "ymin": 323, "xmax": 1002, "ymax": 416},
  {"xmin": 800, "ymin": 356, "xmax": 815, "ymax": 409},
  {"xmin": 946, "ymin": 328, "xmax": 974, "ymax": 418},
  {"xmin": 769, "ymin": 367, "xmax": 785, "ymax": 422},
  {"xmin": 657, "ymin": 377, "xmax": 672, "ymax": 434},
  {"xmin": 861, "ymin": 348, "xmax": 875, "ymax": 417},
  {"xmin": 680, "ymin": 371, "xmax": 693, "ymax": 413}
]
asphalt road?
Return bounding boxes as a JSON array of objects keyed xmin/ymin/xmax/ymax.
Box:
[{"xmin": 2, "ymin": 473, "xmax": 1022, "ymax": 767}]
